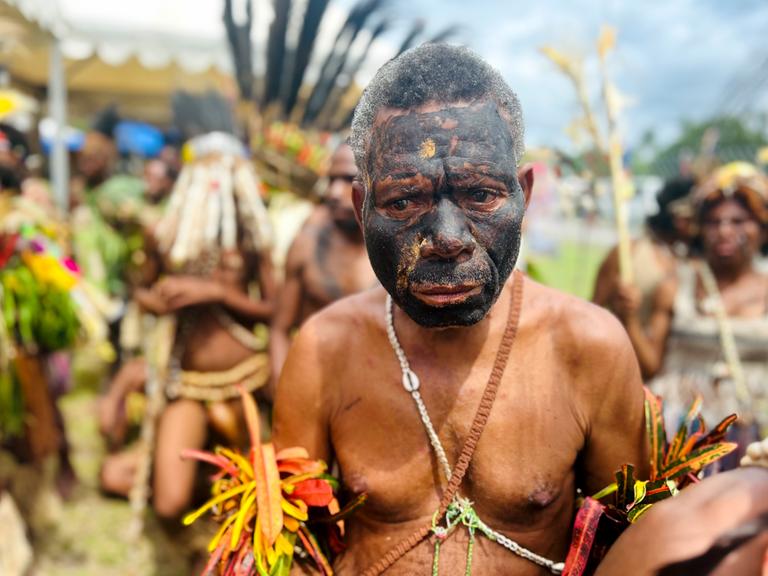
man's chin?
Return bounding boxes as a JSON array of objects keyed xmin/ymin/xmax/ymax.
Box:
[
  {"xmin": 334, "ymin": 217, "xmax": 362, "ymax": 234},
  {"xmin": 397, "ymin": 294, "xmax": 492, "ymax": 328}
]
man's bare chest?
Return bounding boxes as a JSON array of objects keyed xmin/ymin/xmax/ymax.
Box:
[
  {"xmin": 329, "ymin": 360, "xmax": 583, "ymax": 530},
  {"xmin": 303, "ymin": 240, "xmax": 374, "ymax": 305}
]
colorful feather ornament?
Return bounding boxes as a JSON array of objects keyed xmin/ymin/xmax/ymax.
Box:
[
  {"xmin": 563, "ymin": 387, "xmax": 738, "ymax": 576},
  {"xmin": 182, "ymin": 387, "xmax": 365, "ymax": 575}
]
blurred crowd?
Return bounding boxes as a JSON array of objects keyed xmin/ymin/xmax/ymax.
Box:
[
  {"xmin": 0, "ymin": 99, "xmax": 376, "ymax": 573},
  {"xmin": 593, "ymin": 162, "xmax": 768, "ymax": 467}
]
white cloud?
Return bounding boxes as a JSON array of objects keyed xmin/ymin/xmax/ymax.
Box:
[{"xmin": 391, "ymin": 0, "xmax": 768, "ymax": 150}]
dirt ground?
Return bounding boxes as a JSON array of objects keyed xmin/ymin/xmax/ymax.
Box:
[{"xmin": 5, "ymin": 388, "xmax": 197, "ymax": 576}]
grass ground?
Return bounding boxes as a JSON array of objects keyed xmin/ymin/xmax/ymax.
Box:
[{"xmin": 29, "ymin": 389, "xmax": 191, "ymax": 576}]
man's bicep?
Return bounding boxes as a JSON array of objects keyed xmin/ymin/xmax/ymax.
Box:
[
  {"xmin": 581, "ymin": 336, "xmax": 648, "ymax": 495},
  {"xmin": 271, "ymin": 322, "xmax": 332, "ymax": 462}
]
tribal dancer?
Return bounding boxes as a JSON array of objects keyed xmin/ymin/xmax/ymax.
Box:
[
  {"xmin": 270, "ymin": 142, "xmax": 376, "ymax": 383},
  {"xmin": 593, "ymin": 177, "xmax": 695, "ymax": 374},
  {"xmin": 273, "ymin": 44, "xmax": 647, "ymax": 575},
  {"xmin": 98, "ymin": 132, "xmax": 276, "ymax": 525},
  {"xmin": 614, "ymin": 163, "xmax": 768, "ymax": 466}
]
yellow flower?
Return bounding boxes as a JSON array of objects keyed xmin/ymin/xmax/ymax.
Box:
[{"xmin": 23, "ymin": 252, "xmax": 77, "ymax": 291}]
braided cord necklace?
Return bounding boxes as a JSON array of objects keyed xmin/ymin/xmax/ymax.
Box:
[{"xmin": 385, "ymin": 294, "xmax": 564, "ymax": 575}]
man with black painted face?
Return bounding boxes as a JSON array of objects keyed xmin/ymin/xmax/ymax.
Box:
[
  {"xmin": 270, "ymin": 143, "xmax": 377, "ymax": 386},
  {"xmin": 273, "ymin": 44, "xmax": 647, "ymax": 575}
]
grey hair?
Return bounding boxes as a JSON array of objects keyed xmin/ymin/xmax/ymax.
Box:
[{"xmin": 350, "ymin": 43, "xmax": 525, "ymax": 182}]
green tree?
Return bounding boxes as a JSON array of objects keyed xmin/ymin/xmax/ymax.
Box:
[{"xmin": 649, "ymin": 116, "xmax": 768, "ymax": 177}]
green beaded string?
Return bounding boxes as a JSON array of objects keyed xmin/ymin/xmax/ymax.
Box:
[
  {"xmin": 432, "ymin": 539, "xmax": 442, "ymax": 576},
  {"xmin": 465, "ymin": 527, "xmax": 475, "ymax": 576},
  {"xmin": 430, "ymin": 499, "xmax": 484, "ymax": 576}
]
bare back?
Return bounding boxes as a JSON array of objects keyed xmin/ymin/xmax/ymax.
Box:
[{"xmin": 274, "ymin": 275, "xmax": 647, "ymax": 575}]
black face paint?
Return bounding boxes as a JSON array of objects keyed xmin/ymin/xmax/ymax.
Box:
[{"xmin": 363, "ymin": 101, "xmax": 524, "ymax": 327}]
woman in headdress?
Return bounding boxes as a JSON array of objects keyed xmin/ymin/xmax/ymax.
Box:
[{"xmin": 613, "ymin": 162, "xmax": 768, "ymax": 466}]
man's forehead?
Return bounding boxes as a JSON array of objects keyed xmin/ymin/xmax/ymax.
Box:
[
  {"xmin": 367, "ymin": 100, "xmax": 517, "ymax": 174},
  {"xmin": 371, "ymin": 100, "xmax": 510, "ymax": 131},
  {"xmin": 329, "ymin": 144, "xmax": 357, "ymax": 176},
  {"xmin": 372, "ymin": 100, "xmax": 476, "ymax": 126}
]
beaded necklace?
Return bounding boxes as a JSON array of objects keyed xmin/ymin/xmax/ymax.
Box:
[{"xmin": 384, "ymin": 291, "xmax": 564, "ymax": 575}]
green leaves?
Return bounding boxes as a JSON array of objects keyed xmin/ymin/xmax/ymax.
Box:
[
  {"xmin": 568, "ymin": 388, "xmax": 739, "ymax": 576},
  {"xmin": 644, "ymin": 387, "xmax": 666, "ymax": 480},
  {"xmin": 615, "ymin": 464, "xmax": 635, "ymax": 510},
  {"xmin": 643, "ymin": 387, "xmax": 737, "ymax": 482},
  {"xmin": 660, "ymin": 443, "xmax": 737, "ymax": 480}
]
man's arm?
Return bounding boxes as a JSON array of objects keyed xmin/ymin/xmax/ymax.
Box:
[
  {"xmin": 271, "ymin": 314, "xmax": 334, "ymax": 462},
  {"xmin": 270, "ymin": 233, "xmax": 309, "ymax": 388},
  {"xmin": 218, "ymin": 249, "xmax": 277, "ymax": 322},
  {"xmin": 578, "ymin": 312, "xmax": 649, "ymax": 495},
  {"xmin": 620, "ymin": 276, "xmax": 677, "ymax": 378}
]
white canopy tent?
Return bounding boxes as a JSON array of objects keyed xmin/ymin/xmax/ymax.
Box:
[
  {"xmin": 0, "ymin": 0, "xmax": 397, "ymax": 210},
  {"xmin": 1, "ymin": 0, "xmax": 255, "ymax": 209}
]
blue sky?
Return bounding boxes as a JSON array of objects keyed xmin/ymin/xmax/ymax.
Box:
[{"xmin": 356, "ymin": 0, "xmax": 768, "ymax": 152}]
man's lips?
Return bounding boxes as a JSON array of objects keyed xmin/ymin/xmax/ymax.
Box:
[{"xmin": 410, "ymin": 283, "xmax": 482, "ymax": 306}]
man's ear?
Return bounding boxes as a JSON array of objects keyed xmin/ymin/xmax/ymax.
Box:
[
  {"xmin": 352, "ymin": 180, "xmax": 365, "ymax": 228},
  {"xmin": 517, "ymin": 163, "xmax": 535, "ymax": 209}
]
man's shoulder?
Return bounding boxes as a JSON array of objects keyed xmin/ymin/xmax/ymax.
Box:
[
  {"xmin": 287, "ymin": 206, "xmax": 330, "ymax": 259},
  {"xmin": 294, "ymin": 287, "xmax": 386, "ymax": 353},
  {"xmin": 524, "ymin": 276, "xmax": 632, "ymax": 356},
  {"xmin": 302, "ymin": 205, "xmax": 332, "ymax": 232}
]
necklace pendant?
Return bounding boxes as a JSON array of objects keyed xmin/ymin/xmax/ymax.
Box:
[{"xmin": 402, "ymin": 369, "xmax": 420, "ymax": 392}]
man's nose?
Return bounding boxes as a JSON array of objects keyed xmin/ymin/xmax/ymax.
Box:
[{"xmin": 420, "ymin": 199, "xmax": 475, "ymax": 261}]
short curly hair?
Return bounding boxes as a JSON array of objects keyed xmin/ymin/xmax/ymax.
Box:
[{"xmin": 349, "ymin": 43, "xmax": 525, "ymax": 183}]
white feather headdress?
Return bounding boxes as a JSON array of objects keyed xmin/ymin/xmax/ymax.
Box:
[{"xmin": 154, "ymin": 133, "xmax": 272, "ymax": 268}]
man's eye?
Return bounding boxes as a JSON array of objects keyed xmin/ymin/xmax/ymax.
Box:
[
  {"xmin": 391, "ymin": 198, "xmax": 410, "ymax": 211},
  {"xmin": 470, "ymin": 190, "xmax": 493, "ymax": 203}
]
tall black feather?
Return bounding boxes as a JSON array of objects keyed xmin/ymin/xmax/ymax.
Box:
[
  {"xmin": 223, "ymin": 0, "xmax": 255, "ymax": 101},
  {"xmin": 263, "ymin": 0, "xmax": 293, "ymax": 107},
  {"xmin": 302, "ymin": 0, "xmax": 385, "ymax": 125},
  {"xmin": 281, "ymin": 0, "xmax": 330, "ymax": 116},
  {"xmin": 324, "ymin": 19, "xmax": 391, "ymax": 130},
  {"xmin": 394, "ymin": 19, "xmax": 425, "ymax": 57}
]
